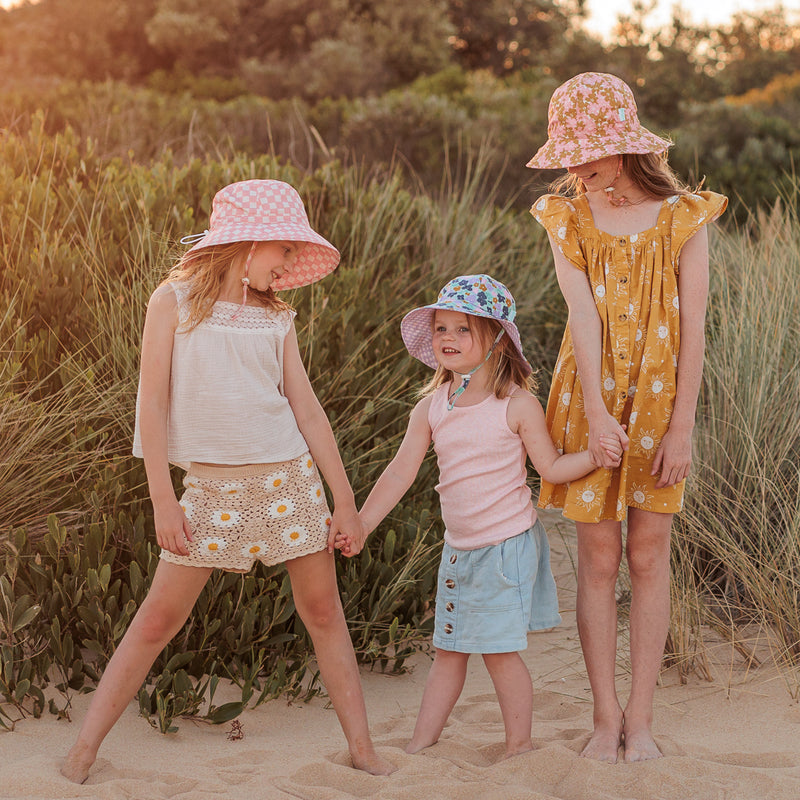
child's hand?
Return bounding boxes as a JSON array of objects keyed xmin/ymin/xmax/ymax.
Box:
[
  {"xmin": 328, "ymin": 504, "xmax": 364, "ymax": 556},
  {"xmin": 154, "ymin": 500, "xmax": 194, "ymax": 556},
  {"xmin": 333, "ymin": 513, "xmax": 369, "ymax": 558},
  {"xmin": 592, "ymin": 430, "xmax": 626, "ymax": 469}
]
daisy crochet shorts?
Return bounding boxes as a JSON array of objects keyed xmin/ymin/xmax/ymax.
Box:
[{"xmin": 161, "ymin": 453, "xmax": 331, "ymax": 571}]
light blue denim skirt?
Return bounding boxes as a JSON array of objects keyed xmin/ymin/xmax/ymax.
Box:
[{"xmin": 432, "ymin": 518, "xmax": 561, "ymax": 654}]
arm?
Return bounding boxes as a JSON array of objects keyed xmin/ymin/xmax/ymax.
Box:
[
  {"xmin": 552, "ymin": 238, "xmax": 629, "ymax": 462},
  {"xmin": 652, "ymin": 226, "xmax": 709, "ymax": 488},
  {"xmin": 508, "ymin": 391, "xmax": 622, "ymax": 485},
  {"xmin": 137, "ymin": 284, "xmax": 194, "ymax": 555},
  {"xmin": 339, "ymin": 397, "xmax": 432, "ymax": 557},
  {"xmin": 282, "ymin": 323, "xmax": 361, "ymax": 552}
]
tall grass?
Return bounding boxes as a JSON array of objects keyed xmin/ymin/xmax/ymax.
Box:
[{"xmin": 670, "ymin": 188, "xmax": 800, "ymax": 684}]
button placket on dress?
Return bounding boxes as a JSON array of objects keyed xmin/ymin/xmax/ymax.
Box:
[{"xmin": 606, "ymin": 239, "xmax": 634, "ymax": 414}]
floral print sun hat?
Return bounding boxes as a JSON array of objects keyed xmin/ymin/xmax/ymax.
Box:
[
  {"xmin": 401, "ymin": 274, "xmax": 532, "ymax": 375},
  {"xmin": 181, "ymin": 179, "xmax": 340, "ymax": 291},
  {"xmin": 526, "ymin": 72, "xmax": 672, "ymax": 170}
]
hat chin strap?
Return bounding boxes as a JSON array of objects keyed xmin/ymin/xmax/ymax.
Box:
[
  {"xmin": 231, "ymin": 242, "xmax": 257, "ymax": 320},
  {"xmin": 446, "ymin": 329, "xmax": 504, "ymax": 411}
]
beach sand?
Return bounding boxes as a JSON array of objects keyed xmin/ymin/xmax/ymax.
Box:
[{"xmin": 3, "ymin": 511, "xmax": 800, "ymax": 800}]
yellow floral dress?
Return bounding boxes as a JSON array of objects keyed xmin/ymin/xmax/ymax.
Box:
[{"xmin": 531, "ymin": 191, "xmax": 727, "ymax": 522}]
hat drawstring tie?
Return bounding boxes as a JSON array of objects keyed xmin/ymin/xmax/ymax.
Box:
[
  {"xmin": 231, "ymin": 242, "xmax": 257, "ymax": 321},
  {"xmin": 447, "ymin": 329, "xmax": 504, "ymax": 411}
]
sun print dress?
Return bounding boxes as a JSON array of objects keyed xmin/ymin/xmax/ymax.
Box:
[{"xmin": 531, "ymin": 191, "xmax": 727, "ymax": 522}]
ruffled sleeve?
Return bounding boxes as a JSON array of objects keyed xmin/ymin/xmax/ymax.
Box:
[
  {"xmin": 530, "ymin": 194, "xmax": 587, "ymax": 272},
  {"xmin": 669, "ymin": 191, "xmax": 728, "ymax": 266}
]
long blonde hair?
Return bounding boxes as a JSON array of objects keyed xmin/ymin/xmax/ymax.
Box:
[
  {"xmin": 550, "ymin": 152, "xmax": 692, "ymax": 199},
  {"xmin": 165, "ymin": 241, "xmax": 292, "ymax": 330},
  {"xmin": 418, "ymin": 315, "xmax": 537, "ymax": 399}
]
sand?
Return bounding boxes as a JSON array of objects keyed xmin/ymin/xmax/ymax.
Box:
[{"xmin": 3, "ymin": 510, "xmax": 800, "ymax": 800}]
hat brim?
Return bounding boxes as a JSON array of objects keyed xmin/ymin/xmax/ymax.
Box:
[
  {"xmin": 526, "ymin": 128, "xmax": 672, "ymax": 170},
  {"xmin": 400, "ymin": 303, "xmax": 532, "ymax": 376},
  {"xmin": 185, "ymin": 225, "xmax": 340, "ymax": 291}
]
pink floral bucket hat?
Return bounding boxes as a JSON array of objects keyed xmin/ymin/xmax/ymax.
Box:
[
  {"xmin": 526, "ymin": 72, "xmax": 672, "ymax": 170},
  {"xmin": 181, "ymin": 179, "xmax": 340, "ymax": 291},
  {"xmin": 401, "ymin": 274, "xmax": 532, "ymax": 375}
]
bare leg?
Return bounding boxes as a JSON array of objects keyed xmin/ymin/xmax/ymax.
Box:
[
  {"xmin": 61, "ymin": 562, "xmax": 212, "ymax": 783},
  {"xmin": 406, "ymin": 648, "xmax": 469, "ymax": 753},
  {"xmin": 622, "ymin": 508, "xmax": 672, "ymax": 763},
  {"xmin": 576, "ymin": 519, "xmax": 624, "ymax": 763},
  {"xmin": 482, "ymin": 652, "xmax": 533, "ymax": 758},
  {"xmin": 285, "ymin": 550, "xmax": 395, "ymax": 775}
]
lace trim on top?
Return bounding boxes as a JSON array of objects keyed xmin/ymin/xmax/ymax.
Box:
[{"xmin": 171, "ymin": 282, "xmax": 295, "ymax": 332}]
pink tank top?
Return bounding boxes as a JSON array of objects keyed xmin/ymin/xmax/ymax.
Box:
[{"xmin": 428, "ymin": 384, "xmax": 536, "ymax": 550}]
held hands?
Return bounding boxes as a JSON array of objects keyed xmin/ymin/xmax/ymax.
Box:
[
  {"xmin": 593, "ymin": 433, "xmax": 625, "ymax": 469},
  {"xmin": 154, "ymin": 499, "xmax": 193, "ymax": 556},
  {"xmin": 588, "ymin": 413, "xmax": 629, "ymax": 469},
  {"xmin": 327, "ymin": 503, "xmax": 365, "ymax": 557},
  {"xmin": 332, "ymin": 512, "xmax": 369, "ymax": 558}
]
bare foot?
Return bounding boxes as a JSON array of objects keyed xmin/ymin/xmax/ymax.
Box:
[
  {"xmin": 580, "ymin": 720, "xmax": 623, "ymax": 764},
  {"xmin": 60, "ymin": 741, "xmax": 95, "ymax": 784},
  {"xmin": 622, "ymin": 724, "xmax": 662, "ymax": 763},
  {"xmin": 502, "ymin": 741, "xmax": 534, "ymax": 760},
  {"xmin": 404, "ymin": 736, "xmax": 434, "ymax": 754},
  {"xmin": 350, "ymin": 747, "xmax": 397, "ymax": 775}
]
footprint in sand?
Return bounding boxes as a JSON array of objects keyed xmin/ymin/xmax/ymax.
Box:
[
  {"xmin": 449, "ymin": 693, "xmax": 504, "ymax": 725},
  {"xmin": 532, "ymin": 690, "xmax": 583, "ymax": 721}
]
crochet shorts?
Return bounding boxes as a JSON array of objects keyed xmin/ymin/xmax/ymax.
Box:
[{"xmin": 160, "ymin": 453, "xmax": 331, "ymax": 571}]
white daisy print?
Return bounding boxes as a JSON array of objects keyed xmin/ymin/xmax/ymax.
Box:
[
  {"xmin": 179, "ymin": 500, "xmax": 194, "ymax": 520},
  {"xmin": 264, "ymin": 471, "xmax": 288, "ymax": 492},
  {"xmin": 319, "ymin": 514, "xmax": 332, "ymax": 533},
  {"xmin": 309, "ymin": 483, "xmax": 325, "ymax": 504},
  {"xmin": 282, "ymin": 526, "xmax": 309, "ymax": 547},
  {"xmin": 268, "ymin": 498, "xmax": 296, "ymax": 518},
  {"xmin": 200, "ymin": 537, "xmax": 227, "ymax": 553},
  {"xmin": 220, "ymin": 481, "xmax": 244, "ymax": 496},
  {"xmin": 211, "ymin": 509, "xmax": 240, "ymax": 527},
  {"xmin": 299, "ymin": 455, "xmax": 315, "ymax": 477},
  {"xmin": 242, "ymin": 541, "xmax": 269, "ymax": 557}
]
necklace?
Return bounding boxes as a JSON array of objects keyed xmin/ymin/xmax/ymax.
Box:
[
  {"xmin": 603, "ymin": 154, "xmax": 649, "ymax": 207},
  {"xmin": 604, "ymin": 187, "xmax": 648, "ymax": 207}
]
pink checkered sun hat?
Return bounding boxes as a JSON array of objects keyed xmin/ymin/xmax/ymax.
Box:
[
  {"xmin": 401, "ymin": 274, "xmax": 532, "ymax": 375},
  {"xmin": 182, "ymin": 180, "xmax": 340, "ymax": 291},
  {"xmin": 526, "ymin": 72, "xmax": 672, "ymax": 170}
]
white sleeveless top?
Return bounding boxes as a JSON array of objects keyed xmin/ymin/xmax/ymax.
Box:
[{"xmin": 132, "ymin": 282, "xmax": 309, "ymax": 468}]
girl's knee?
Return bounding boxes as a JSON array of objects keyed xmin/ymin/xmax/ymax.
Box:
[
  {"xmin": 131, "ymin": 604, "xmax": 185, "ymax": 646},
  {"xmin": 296, "ymin": 592, "xmax": 344, "ymax": 632},
  {"xmin": 626, "ymin": 546, "xmax": 668, "ymax": 581}
]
